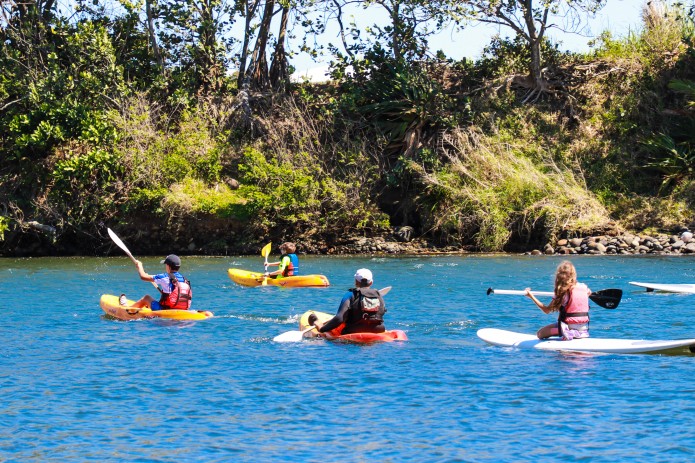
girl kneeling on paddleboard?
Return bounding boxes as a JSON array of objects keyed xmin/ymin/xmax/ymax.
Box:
[{"xmin": 525, "ymin": 261, "xmax": 591, "ymax": 341}]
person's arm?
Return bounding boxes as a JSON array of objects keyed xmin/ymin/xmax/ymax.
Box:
[
  {"xmin": 315, "ymin": 293, "xmax": 352, "ymax": 333},
  {"xmin": 135, "ymin": 260, "xmax": 154, "ymax": 282},
  {"xmin": 525, "ymin": 288, "xmax": 553, "ymax": 314},
  {"xmin": 267, "ymin": 256, "xmax": 289, "ymax": 277}
]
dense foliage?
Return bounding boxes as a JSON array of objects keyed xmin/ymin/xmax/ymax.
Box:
[{"xmin": 1, "ymin": 0, "xmax": 694, "ymax": 255}]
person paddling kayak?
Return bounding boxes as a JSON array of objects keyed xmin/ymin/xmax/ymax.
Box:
[
  {"xmin": 525, "ymin": 260, "xmax": 591, "ymax": 341},
  {"xmin": 313, "ymin": 268, "xmax": 387, "ymax": 335},
  {"xmin": 123, "ymin": 254, "xmax": 193, "ymax": 311},
  {"xmin": 265, "ymin": 242, "xmax": 300, "ymax": 278}
]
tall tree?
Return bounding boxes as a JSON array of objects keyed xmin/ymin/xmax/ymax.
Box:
[
  {"xmin": 145, "ymin": 0, "xmax": 164, "ymax": 68},
  {"xmin": 236, "ymin": 0, "xmax": 262, "ymax": 89},
  {"xmin": 269, "ymin": 3, "xmax": 290, "ymax": 91},
  {"xmin": 248, "ymin": 0, "xmax": 275, "ymax": 90},
  {"xmin": 457, "ymin": 0, "xmax": 606, "ymax": 97},
  {"xmin": 158, "ymin": 0, "xmax": 238, "ymax": 93},
  {"xmin": 320, "ymin": 0, "xmax": 448, "ymax": 62}
]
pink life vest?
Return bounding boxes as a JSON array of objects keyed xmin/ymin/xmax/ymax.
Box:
[{"xmin": 558, "ymin": 283, "xmax": 590, "ymax": 327}]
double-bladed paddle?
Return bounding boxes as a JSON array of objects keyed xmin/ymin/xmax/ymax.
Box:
[{"xmin": 487, "ymin": 287, "xmax": 623, "ymax": 309}]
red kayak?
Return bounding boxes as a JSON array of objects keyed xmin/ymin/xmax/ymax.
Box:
[{"xmin": 299, "ymin": 310, "xmax": 408, "ymax": 343}]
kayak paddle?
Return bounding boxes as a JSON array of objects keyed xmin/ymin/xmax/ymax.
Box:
[
  {"xmin": 272, "ymin": 286, "xmax": 394, "ymax": 342},
  {"xmin": 260, "ymin": 242, "xmax": 271, "ymax": 286},
  {"xmin": 107, "ymin": 227, "xmax": 160, "ymax": 291},
  {"xmin": 487, "ymin": 287, "xmax": 623, "ymax": 309},
  {"xmin": 273, "ymin": 325, "xmax": 317, "ymax": 343}
]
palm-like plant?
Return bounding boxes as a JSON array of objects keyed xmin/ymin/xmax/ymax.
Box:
[{"xmin": 643, "ymin": 79, "xmax": 695, "ymax": 193}]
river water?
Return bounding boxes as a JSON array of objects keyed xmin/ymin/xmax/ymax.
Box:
[{"xmin": 1, "ymin": 254, "xmax": 694, "ymax": 462}]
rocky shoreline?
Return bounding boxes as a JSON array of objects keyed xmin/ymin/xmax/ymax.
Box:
[
  {"xmin": 301, "ymin": 231, "xmax": 695, "ymax": 256},
  {"xmin": 3, "ymin": 222, "xmax": 695, "ymax": 257},
  {"xmin": 535, "ymin": 232, "xmax": 695, "ymax": 256}
]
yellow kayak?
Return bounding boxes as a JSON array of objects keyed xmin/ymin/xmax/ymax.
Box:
[
  {"xmin": 227, "ymin": 269, "xmax": 330, "ymax": 288},
  {"xmin": 100, "ymin": 295, "xmax": 213, "ymax": 321}
]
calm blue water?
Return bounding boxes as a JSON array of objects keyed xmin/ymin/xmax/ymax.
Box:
[{"xmin": 1, "ymin": 255, "xmax": 695, "ymax": 462}]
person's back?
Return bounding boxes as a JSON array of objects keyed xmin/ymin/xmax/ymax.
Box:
[
  {"xmin": 266, "ymin": 242, "xmax": 299, "ymax": 278},
  {"xmin": 127, "ymin": 254, "xmax": 192, "ymax": 311},
  {"xmin": 342, "ymin": 286, "xmax": 386, "ymax": 334},
  {"xmin": 315, "ymin": 268, "xmax": 386, "ymax": 336},
  {"xmin": 557, "ymin": 282, "xmax": 589, "ymax": 340},
  {"xmin": 154, "ymin": 271, "xmax": 192, "ymax": 310}
]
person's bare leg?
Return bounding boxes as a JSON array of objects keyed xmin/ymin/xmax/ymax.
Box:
[
  {"xmin": 537, "ymin": 323, "xmax": 559, "ymax": 339},
  {"xmin": 131, "ymin": 295, "xmax": 155, "ymax": 308}
]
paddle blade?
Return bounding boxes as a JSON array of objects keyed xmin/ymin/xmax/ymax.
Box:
[
  {"xmin": 590, "ymin": 288, "xmax": 622, "ymax": 309},
  {"xmin": 273, "ymin": 330, "xmax": 305, "ymax": 342},
  {"xmin": 107, "ymin": 228, "xmax": 134, "ymax": 259},
  {"xmin": 261, "ymin": 242, "xmax": 271, "ymax": 258},
  {"xmin": 273, "ymin": 325, "xmax": 316, "ymax": 342}
]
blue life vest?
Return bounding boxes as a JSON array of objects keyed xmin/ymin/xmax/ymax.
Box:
[{"xmin": 282, "ymin": 253, "xmax": 300, "ymax": 276}]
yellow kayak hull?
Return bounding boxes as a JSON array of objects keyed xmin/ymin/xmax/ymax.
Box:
[
  {"xmin": 227, "ymin": 269, "xmax": 330, "ymax": 288},
  {"xmin": 100, "ymin": 295, "xmax": 213, "ymax": 321}
]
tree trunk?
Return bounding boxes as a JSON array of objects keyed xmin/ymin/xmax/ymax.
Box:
[
  {"xmin": 529, "ymin": 38, "xmax": 542, "ymax": 86},
  {"xmin": 249, "ymin": 0, "xmax": 275, "ymax": 91},
  {"xmin": 522, "ymin": 0, "xmax": 547, "ymax": 88},
  {"xmin": 269, "ymin": 6, "xmax": 290, "ymax": 92},
  {"xmin": 391, "ymin": 1, "xmax": 401, "ymax": 62},
  {"xmin": 237, "ymin": 0, "xmax": 260, "ymax": 89},
  {"xmin": 198, "ymin": 0, "xmax": 221, "ymax": 92},
  {"xmin": 145, "ymin": 0, "xmax": 164, "ymax": 69}
]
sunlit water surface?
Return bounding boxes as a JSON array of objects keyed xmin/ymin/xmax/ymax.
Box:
[{"xmin": 1, "ymin": 255, "xmax": 695, "ymax": 462}]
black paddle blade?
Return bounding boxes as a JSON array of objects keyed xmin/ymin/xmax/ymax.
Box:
[{"xmin": 590, "ymin": 288, "xmax": 623, "ymax": 309}]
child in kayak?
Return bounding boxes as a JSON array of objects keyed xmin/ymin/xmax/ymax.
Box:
[
  {"xmin": 525, "ymin": 260, "xmax": 591, "ymax": 340},
  {"xmin": 313, "ymin": 268, "xmax": 386, "ymax": 335},
  {"xmin": 265, "ymin": 242, "xmax": 299, "ymax": 278},
  {"xmin": 123, "ymin": 254, "xmax": 192, "ymax": 311}
]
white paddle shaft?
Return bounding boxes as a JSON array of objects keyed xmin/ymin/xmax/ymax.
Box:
[{"xmin": 490, "ymin": 289, "xmax": 554, "ymax": 297}]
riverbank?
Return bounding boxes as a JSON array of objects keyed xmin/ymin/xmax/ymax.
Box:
[
  {"xmin": 3, "ymin": 224, "xmax": 695, "ymax": 257},
  {"xmin": 296, "ymin": 230, "xmax": 695, "ymax": 256}
]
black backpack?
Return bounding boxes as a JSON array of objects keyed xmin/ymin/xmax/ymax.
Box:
[{"xmin": 350, "ymin": 287, "xmax": 385, "ymax": 323}]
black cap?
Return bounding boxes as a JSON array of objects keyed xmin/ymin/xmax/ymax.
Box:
[{"xmin": 160, "ymin": 254, "xmax": 181, "ymax": 267}]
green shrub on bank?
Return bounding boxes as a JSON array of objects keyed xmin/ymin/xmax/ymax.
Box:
[
  {"xmin": 161, "ymin": 178, "xmax": 246, "ymax": 217},
  {"xmin": 237, "ymin": 147, "xmax": 390, "ymax": 237},
  {"xmin": 409, "ymin": 129, "xmax": 610, "ymax": 251}
]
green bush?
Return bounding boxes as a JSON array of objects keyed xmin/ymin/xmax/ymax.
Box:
[
  {"xmin": 237, "ymin": 147, "xmax": 389, "ymax": 236},
  {"xmin": 48, "ymin": 147, "xmax": 124, "ymax": 225}
]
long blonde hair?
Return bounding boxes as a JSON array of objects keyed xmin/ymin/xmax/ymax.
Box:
[{"xmin": 548, "ymin": 261, "xmax": 577, "ymax": 312}]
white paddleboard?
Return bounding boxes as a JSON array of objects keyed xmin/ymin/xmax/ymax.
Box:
[
  {"xmin": 477, "ymin": 328, "xmax": 695, "ymax": 355},
  {"xmin": 629, "ymin": 282, "xmax": 695, "ymax": 294}
]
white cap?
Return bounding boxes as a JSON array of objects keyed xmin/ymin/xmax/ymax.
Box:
[
  {"xmin": 682, "ymin": 231, "xmax": 693, "ymax": 243},
  {"xmin": 354, "ymin": 268, "xmax": 373, "ymax": 283}
]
